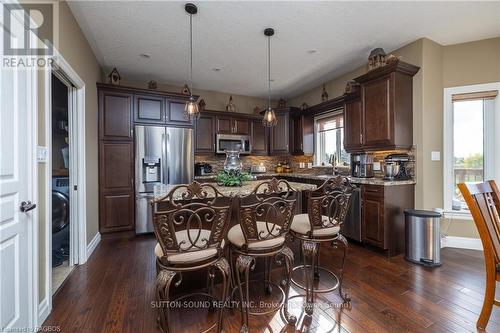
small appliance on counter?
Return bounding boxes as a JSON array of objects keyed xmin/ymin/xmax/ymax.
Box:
[
  {"xmin": 384, "ymin": 153, "xmax": 411, "ymax": 180},
  {"xmin": 251, "ymin": 163, "xmax": 267, "ymax": 173},
  {"xmin": 194, "ymin": 162, "xmax": 213, "ymax": 176},
  {"xmin": 350, "ymin": 153, "xmax": 374, "ymax": 178}
]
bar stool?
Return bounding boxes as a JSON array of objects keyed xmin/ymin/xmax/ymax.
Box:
[
  {"xmin": 152, "ymin": 182, "xmax": 233, "ymax": 333},
  {"xmin": 227, "ymin": 178, "xmax": 297, "ymax": 333},
  {"xmin": 290, "ymin": 176, "xmax": 354, "ymax": 315}
]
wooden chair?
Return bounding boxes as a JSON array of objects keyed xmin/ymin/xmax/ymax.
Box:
[
  {"xmin": 152, "ymin": 182, "xmax": 233, "ymax": 333},
  {"xmin": 459, "ymin": 180, "xmax": 500, "ymax": 330}
]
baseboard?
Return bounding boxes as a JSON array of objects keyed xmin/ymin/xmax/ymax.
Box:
[
  {"xmin": 38, "ymin": 298, "xmax": 50, "ymax": 325},
  {"xmin": 86, "ymin": 232, "xmax": 101, "ymax": 261},
  {"xmin": 441, "ymin": 236, "xmax": 483, "ymax": 250}
]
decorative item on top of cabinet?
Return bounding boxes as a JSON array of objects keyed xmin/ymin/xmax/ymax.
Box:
[
  {"xmin": 300, "ymin": 102, "xmax": 309, "ymax": 111},
  {"xmin": 321, "ymin": 84, "xmax": 329, "ymax": 101},
  {"xmin": 277, "ymin": 98, "xmax": 287, "ymax": 108},
  {"xmin": 367, "ymin": 48, "xmax": 387, "ymax": 71},
  {"xmin": 148, "ymin": 80, "xmax": 157, "ymax": 90},
  {"xmin": 344, "ymin": 80, "xmax": 360, "ymax": 94},
  {"xmin": 181, "ymin": 84, "xmax": 190, "ymax": 95},
  {"xmin": 198, "ymin": 99, "xmax": 206, "ymax": 111},
  {"xmin": 253, "ymin": 106, "xmax": 262, "ymax": 114},
  {"xmin": 226, "ymin": 95, "xmax": 236, "ymax": 112},
  {"xmin": 108, "ymin": 67, "xmax": 121, "ymax": 85}
]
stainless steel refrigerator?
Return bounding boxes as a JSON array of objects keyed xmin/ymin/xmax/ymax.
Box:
[{"xmin": 135, "ymin": 125, "xmax": 193, "ymax": 234}]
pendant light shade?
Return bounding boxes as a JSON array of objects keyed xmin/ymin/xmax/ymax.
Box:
[
  {"xmin": 183, "ymin": 3, "xmax": 200, "ymax": 120},
  {"xmin": 262, "ymin": 27, "xmax": 277, "ymax": 127}
]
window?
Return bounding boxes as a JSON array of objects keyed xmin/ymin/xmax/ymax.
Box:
[
  {"xmin": 444, "ymin": 84, "xmax": 499, "ymax": 213},
  {"xmin": 313, "ymin": 110, "xmax": 349, "ymax": 167}
]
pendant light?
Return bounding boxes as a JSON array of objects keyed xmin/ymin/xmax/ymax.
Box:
[
  {"xmin": 262, "ymin": 28, "xmax": 277, "ymax": 127},
  {"xmin": 183, "ymin": 3, "xmax": 199, "ymax": 120}
]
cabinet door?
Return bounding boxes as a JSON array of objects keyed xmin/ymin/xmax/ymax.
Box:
[
  {"xmin": 290, "ymin": 114, "xmax": 304, "ymax": 155},
  {"xmin": 270, "ymin": 112, "xmax": 289, "ymax": 155},
  {"xmin": 134, "ymin": 94, "xmax": 164, "ymax": 123},
  {"xmin": 216, "ymin": 116, "xmax": 233, "ymax": 134},
  {"xmin": 99, "ymin": 91, "xmax": 132, "ymax": 140},
  {"xmin": 362, "ymin": 75, "xmax": 393, "ymax": 147},
  {"xmin": 99, "ymin": 142, "xmax": 134, "ymax": 232},
  {"xmin": 100, "ymin": 193, "xmax": 134, "ymax": 233},
  {"xmin": 344, "ymin": 99, "xmax": 363, "ymax": 151},
  {"xmin": 234, "ymin": 118, "xmax": 250, "ymax": 135},
  {"xmin": 195, "ymin": 115, "xmax": 215, "ymax": 153},
  {"xmin": 362, "ymin": 187, "xmax": 386, "ymax": 248},
  {"xmin": 167, "ymin": 100, "xmax": 193, "ymax": 125},
  {"xmin": 251, "ymin": 121, "xmax": 268, "ymax": 155}
]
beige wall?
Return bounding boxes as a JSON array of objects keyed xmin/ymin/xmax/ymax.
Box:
[
  {"xmin": 289, "ymin": 37, "xmax": 500, "ymax": 239},
  {"xmin": 120, "ymin": 80, "xmax": 272, "ymax": 115},
  {"xmin": 37, "ymin": 1, "xmax": 102, "ymax": 303}
]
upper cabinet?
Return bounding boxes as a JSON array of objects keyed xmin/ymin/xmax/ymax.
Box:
[
  {"xmin": 167, "ymin": 99, "xmax": 193, "ymax": 125},
  {"xmin": 251, "ymin": 120, "xmax": 268, "ymax": 156},
  {"xmin": 347, "ymin": 60, "xmax": 420, "ymax": 152},
  {"xmin": 289, "ymin": 109, "xmax": 314, "ymax": 155},
  {"xmin": 269, "ymin": 109, "xmax": 290, "ymax": 155},
  {"xmin": 216, "ymin": 116, "xmax": 250, "ymax": 135},
  {"xmin": 195, "ymin": 114, "xmax": 215, "ymax": 154},
  {"xmin": 99, "ymin": 90, "xmax": 133, "ymax": 141},
  {"xmin": 134, "ymin": 94, "xmax": 165, "ymax": 124}
]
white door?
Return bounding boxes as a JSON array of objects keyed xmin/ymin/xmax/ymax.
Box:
[{"xmin": 0, "ymin": 6, "xmax": 36, "ymax": 330}]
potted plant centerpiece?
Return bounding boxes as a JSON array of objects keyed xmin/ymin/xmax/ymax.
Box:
[{"xmin": 215, "ymin": 150, "xmax": 252, "ymax": 187}]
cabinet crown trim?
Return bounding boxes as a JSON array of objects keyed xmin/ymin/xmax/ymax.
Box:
[{"xmin": 353, "ymin": 60, "xmax": 420, "ymax": 84}]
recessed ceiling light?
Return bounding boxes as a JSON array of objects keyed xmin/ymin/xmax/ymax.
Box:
[
  {"xmin": 307, "ymin": 49, "xmax": 317, "ymax": 54},
  {"xmin": 212, "ymin": 67, "xmax": 222, "ymax": 72},
  {"xmin": 140, "ymin": 53, "xmax": 151, "ymax": 59}
]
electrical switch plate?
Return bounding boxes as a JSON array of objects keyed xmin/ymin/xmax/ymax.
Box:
[
  {"xmin": 37, "ymin": 146, "xmax": 48, "ymax": 163},
  {"xmin": 431, "ymin": 151, "xmax": 440, "ymax": 161},
  {"xmin": 373, "ymin": 162, "xmax": 381, "ymax": 171}
]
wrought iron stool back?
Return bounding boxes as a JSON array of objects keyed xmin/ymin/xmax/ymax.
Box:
[{"xmin": 151, "ymin": 182, "xmax": 233, "ymax": 333}]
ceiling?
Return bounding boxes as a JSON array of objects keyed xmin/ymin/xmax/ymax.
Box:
[{"xmin": 68, "ymin": 1, "xmax": 500, "ymax": 99}]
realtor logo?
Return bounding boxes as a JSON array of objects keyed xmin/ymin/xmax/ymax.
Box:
[{"xmin": 2, "ymin": 1, "xmax": 58, "ymax": 68}]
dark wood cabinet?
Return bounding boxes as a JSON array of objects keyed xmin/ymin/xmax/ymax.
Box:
[
  {"xmin": 347, "ymin": 60, "xmax": 419, "ymax": 152},
  {"xmin": 289, "ymin": 110, "xmax": 314, "ymax": 155},
  {"xmin": 167, "ymin": 100, "xmax": 193, "ymax": 125},
  {"xmin": 361, "ymin": 184, "xmax": 414, "ymax": 256},
  {"xmin": 251, "ymin": 120, "xmax": 268, "ymax": 155},
  {"xmin": 216, "ymin": 116, "xmax": 250, "ymax": 135},
  {"xmin": 134, "ymin": 94, "xmax": 164, "ymax": 123},
  {"xmin": 344, "ymin": 94, "xmax": 363, "ymax": 151},
  {"xmin": 99, "ymin": 142, "xmax": 134, "ymax": 232},
  {"xmin": 234, "ymin": 118, "xmax": 250, "ymax": 135},
  {"xmin": 99, "ymin": 90, "xmax": 133, "ymax": 140},
  {"xmin": 97, "ymin": 83, "xmax": 194, "ymax": 234},
  {"xmin": 195, "ymin": 115, "xmax": 215, "ymax": 154},
  {"xmin": 269, "ymin": 111, "xmax": 290, "ymax": 155}
]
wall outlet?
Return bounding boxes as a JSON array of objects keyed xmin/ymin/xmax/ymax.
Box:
[
  {"xmin": 373, "ymin": 162, "xmax": 381, "ymax": 171},
  {"xmin": 37, "ymin": 146, "xmax": 48, "ymax": 163},
  {"xmin": 431, "ymin": 151, "xmax": 441, "ymax": 161}
]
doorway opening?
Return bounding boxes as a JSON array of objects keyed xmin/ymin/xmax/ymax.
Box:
[{"xmin": 50, "ymin": 74, "xmax": 74, "ymax": 294}]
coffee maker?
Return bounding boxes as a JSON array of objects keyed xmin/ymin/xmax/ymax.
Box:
[
  {"xmin": 351, "ymin": 153, "xmax": 374, "ymax": 178},
  {"xmin": 384, "ymin": 153, "xmax": 411, "ymax": 180}
]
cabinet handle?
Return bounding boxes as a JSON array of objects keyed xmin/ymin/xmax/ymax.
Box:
[{"xmin": 360, "ymin": 133, "xmax": 363, "ymax": 143}]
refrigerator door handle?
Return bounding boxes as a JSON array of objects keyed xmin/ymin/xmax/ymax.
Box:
[{"xmin": 165, "ymin": 132, "xmax": 170, "ymax": 184}]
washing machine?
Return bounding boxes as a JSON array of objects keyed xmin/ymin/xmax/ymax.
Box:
[{"xmin": 52, "ymin": 176, "xmax": 70, "ymax": 267}]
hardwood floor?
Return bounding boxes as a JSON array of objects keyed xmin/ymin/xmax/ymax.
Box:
[{"xmin": 43, "ymin": 234, "xmax": 500, "ymax": 332}]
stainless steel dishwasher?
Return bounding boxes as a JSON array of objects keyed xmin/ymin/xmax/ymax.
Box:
[{"xmin": 341, "ymin": 184, "xmax": 362, "ymax": 241}]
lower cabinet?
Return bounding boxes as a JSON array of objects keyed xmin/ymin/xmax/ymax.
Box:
[
  {"xmin": 361, "ymin": 184, "xmax": 414, "ymax": 256},
  {"xmin": 99, "ymin": 142, "xmax": 135, "ymax": 233}
]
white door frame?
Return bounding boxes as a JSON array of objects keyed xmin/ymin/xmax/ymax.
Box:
[{"xmin": 41, "ymin": 49, "xmax": 87, "ymax": 321}]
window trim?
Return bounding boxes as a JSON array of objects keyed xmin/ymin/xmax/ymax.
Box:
[
  {"xmin": 313, "ymin": 109, "xmax": 343, "ymax": 166},
  {"xmin": 443, "ymin": 82, "xmax": 500, "ymax": 213}
]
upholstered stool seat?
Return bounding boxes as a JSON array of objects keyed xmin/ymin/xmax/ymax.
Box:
[
  {"xmin": 291, "ymin": 214, "xmax": 340, "ymax": 237},
  {"xmin": 228, "ymin": 221, "xmax": 284, "ymax": 249},
  {"xmin": 154, "ymin": 229, "xmax": 225, "ymax": 264}
]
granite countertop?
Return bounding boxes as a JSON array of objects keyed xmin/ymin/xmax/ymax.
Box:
[
  {"xmin": 155, "ymin": 180, "xmax": 316, "ymax": 200},
  {"xmin": 195, "ymin": 172, "xmax": 415, "ymax": 186}
]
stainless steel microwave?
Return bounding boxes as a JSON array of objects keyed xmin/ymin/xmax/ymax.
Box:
[{"xmin": 216, "ymin": 134, "xmax": 252, "ymax": 154}]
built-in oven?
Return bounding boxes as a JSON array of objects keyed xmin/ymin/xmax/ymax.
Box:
[{"xmin": 216, "ymin": 134, "xmax": 252, "ymax": 154}]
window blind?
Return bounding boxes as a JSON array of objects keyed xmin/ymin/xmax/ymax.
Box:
[
  {"xmin": 452, "ymin": 90, "xmax": 498, "ymax": 102},
  {"xmin": 316, "ymin": 113, "xmax": 343, "ymax": 132}
]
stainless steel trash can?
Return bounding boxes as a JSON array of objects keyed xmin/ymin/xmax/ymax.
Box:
[{"xmin": 404, "ymin": 209, "xmax": 442, "ymax": 267}]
